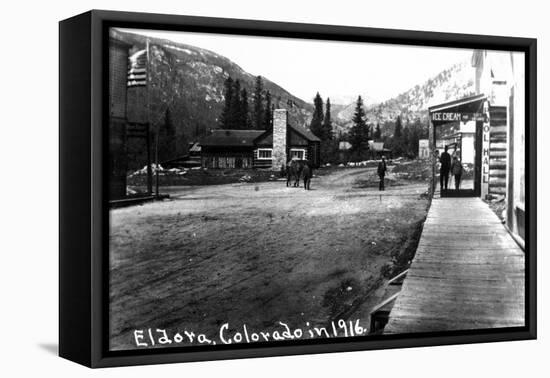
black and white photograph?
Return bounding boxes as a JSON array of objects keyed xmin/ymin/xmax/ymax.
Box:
[
  {"xmin": 3, "ymin": 0, "xmax": 548, "ymax": 375},
  {"xmin": 107, "ymin": 26, "xmax": 528, "ymax": 352}
]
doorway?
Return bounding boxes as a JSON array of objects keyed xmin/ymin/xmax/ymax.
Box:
[{"xmin": 434, "ymin": 120, "xmax": 481, "ymax": 197}]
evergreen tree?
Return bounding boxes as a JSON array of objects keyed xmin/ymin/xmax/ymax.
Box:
[
  {"xmin": 219, "ymin": 77, "xmax": 234, "ymax": 128},
  {"xmin": 392, "ymin": 115, "xmax": 404, "ymax": 156},
  {"xmin": 394, "ymin": 115, "xmax": 403, "ymax": 139},
  {"xmin": 408, "ymin": 118, "xmax": 424, "ymax": 157},
  {"xmin": 410, "ymin": 126, "xmax": 419, "ymax": 157},
  {"xmin": 374, "ymin": 123, "xmax": 382, "ymax": 140},
  {"xmin": 253, "ymin": 76, "xmax": 264, "ymax": 129},
  {"xmin": 349, "ymin": 95, "xmax": 369, "ymax": 152},
  {"xmin": 321, "ymin": 98, "xmax": 333, "ymax": 140},
  {"xmin": 229, "ymin": 79, "xmax": 242, "ymax": 129},
  {"xmin": 309, "ymin": 92, "xmax": 324, "ymax": 138},
  {"xmin": 263, "ymin": 90, "xmax": 273, "ymax": 130},
  {"xmin": 402, "ymin": 125, "xmax": 411, "ymax": 156},
  {"xmin": 239, "ymin": 87, "xmax": 252, "ymax": 129}
]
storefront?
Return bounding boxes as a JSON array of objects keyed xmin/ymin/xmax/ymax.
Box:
[
  {"xmin": 429, "ymin": 94, "xmax": 488, "ymax": 197},
  {"xmin": 428, "ymin": 50, "xmax": 525, "ymax": 247}
]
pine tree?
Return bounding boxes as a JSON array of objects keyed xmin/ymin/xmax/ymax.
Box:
[
  {"xmin": 374, "ymin": 123, "xmax": 382, "ymax": 140},
  {"xmin": 309, "ymin": 92, "xmax": 324, "ymax": 138},
  {"xmin": 409, "ymin": 118, "xmax": 424, "ymax": 157},
  {"xmin": 394, "ymin": 115, "xmax": 403, "ymax": 139},
  {"xmin": 263, "ymin": 90, "xmax": 273, "ymax": 130},
  {"xmin": 321, "ymin": 98, "xmax": 333, "ymax": 140},
  {"xmin": 240, "ymin": 87, "xmax": 251, "ymax": 129},
  {"xmin": 392, "ymin": 115, "xmax": 404, "ymax": 156},
  {"xmin": 253, "ymin": 76, "xmax": 264, "ymax": 129},
  {"xmin": 219, "ymin": 77, "xmax": 234, "ymax": 128},
  {"xmin": 349, "ymin": 95, "xmax": 369, "ymax": 151},
  {"xmin": 402, "ymin": 125, "xmax": 411, "ymax": 156},
  {"xmin": 229, "ymin": 79, "xmax": 242, "ymax": 129},
  {"xmin": 410, "ymin": 125, "xmax": 419, "ymax": 157}
]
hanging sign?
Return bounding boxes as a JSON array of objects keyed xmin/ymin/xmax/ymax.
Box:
[
  {"xmin": 431, "ymin": 112, "xmax": 488, "ymax": 122},
  {"xmin": 431, "ymin": 112, "xmax": 461, "ymax": 122},
  {"xmin": 481, "ymin": 121, "xmax": 491, "ymax": 198},
  {"xmin": 460, "ymin": 113, "xmax": 488, "ymax": 122}
]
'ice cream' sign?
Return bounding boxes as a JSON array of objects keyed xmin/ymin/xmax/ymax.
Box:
[
  {"xmin": 431, "ymin": 112, "xmax": 461, "ymax": 122},
  {"xmin": 431, "ymin": 112, "xmax": 488, "ymax": 122}
]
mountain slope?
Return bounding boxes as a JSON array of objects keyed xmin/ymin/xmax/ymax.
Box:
[
  {"xmin": 111, "ymin": 29, "xmax": 314, "ymax": 158},
  {"xmin": 113, "ymin": 28, "xmax": 476, "ymax": 161},
  {"xmin": 334, "ymin": 61, "xmax": 477, "ymax": 135}
]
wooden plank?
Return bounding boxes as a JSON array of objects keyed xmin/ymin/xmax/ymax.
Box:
[
  {"xmin": 384, "ymin": 197, "xmax": 525, "ymax": 334},
  {"xmin": 370, "ymin": 292, "xmax": 400, "ymax": 314}
]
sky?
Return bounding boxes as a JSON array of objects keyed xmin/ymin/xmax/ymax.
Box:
[{"xmin": 119, "ymin": 28, "xmax": 474, "ymax": 105}]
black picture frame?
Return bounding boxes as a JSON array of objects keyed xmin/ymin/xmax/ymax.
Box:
[{"xmin": 59, "ymin": 9, "xmax": 537, "ymax": 368}]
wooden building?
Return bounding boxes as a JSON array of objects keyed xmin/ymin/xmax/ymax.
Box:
[
  {"xmin": 472, "ymin": 50, "xmax": 525, "ymax": 245},
  {"xmin": 368, "ymin": 140, "xmax": 392, "ymax": 159},
  {"xmin": 428, "ymin": 50, "xmax": 525, "ymax": 246},
  {"xmin": 200, "ymin": 109, "xmax": 321, "ymax": 169}
]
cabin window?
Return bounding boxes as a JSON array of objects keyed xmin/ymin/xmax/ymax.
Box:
[
  {"xmin": 257, "ymin": 148, "xmax": 273, "ymax": 160},
  {"xmin": 290, "ymin": 148, "xmax": 306, "ymax": 160}
]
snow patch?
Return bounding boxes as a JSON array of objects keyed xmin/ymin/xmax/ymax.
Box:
[{"xmin": 165, "ymin": 45, "xmax": 196, "ymax": 55}]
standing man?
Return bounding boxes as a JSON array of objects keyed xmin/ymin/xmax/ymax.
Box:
[
  {"xmin": 450, "ymin": 155, "xmax": 464, "ymax": 190},
  {"xmin": 302, "ymin": 161, "xmax": 313, "ymax": 190},
  {"xmin": 439, "ymin": 145, "xmax": 451, "ymax": 192},
  {"xmin": 378, "ymin": 155, "xmax": 387, "ymax": 191}
]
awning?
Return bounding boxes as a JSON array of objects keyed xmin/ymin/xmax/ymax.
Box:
[{"xmin": 429, "ymin": 94, "xmax": 487, "ymax": 124}]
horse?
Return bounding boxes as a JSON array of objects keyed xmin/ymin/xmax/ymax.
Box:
[{"xmin": 286, "ymin": 159, "xmax": 304, "ymax": 187}]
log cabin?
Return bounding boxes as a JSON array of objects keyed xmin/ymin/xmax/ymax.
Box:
[{"xmin": 199, "ymin": 109, "xmax": 321, "ymax": 169}]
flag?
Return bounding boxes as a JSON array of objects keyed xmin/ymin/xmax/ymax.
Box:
[{"xmin": 127, "ymin": 49, "xmax": 147, "ymax": 87}]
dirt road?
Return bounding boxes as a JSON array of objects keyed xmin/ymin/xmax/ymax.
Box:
[{"xmin": 109, "ymin": 167, "xmax": 429, "ymax": 350}]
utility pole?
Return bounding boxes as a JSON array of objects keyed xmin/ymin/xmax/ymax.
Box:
[
  {"xmin": 155, "ymin": 118, "xmax": 160, "ymax": 198},
  {"xmin": 152, "ymin": 37, "xmax": 160, "ymax": 198},
  {"xmin": 145, "ymin": 38, "xmax": 153, "ymax": 196}
]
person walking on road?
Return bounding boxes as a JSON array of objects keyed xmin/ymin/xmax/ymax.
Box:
[{"xmin": 378, "ymin": 156, "xmax": 387, "ymax": 191}]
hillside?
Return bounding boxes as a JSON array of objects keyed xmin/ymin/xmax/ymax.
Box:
[
  {"xmin": 334, "ymin": 61, "xmax": 477, "ymax": 136},
  {"xmin": 112, "ymin": 28, "xmax": 476, "ymax": 164},
  {"xmin": 111, "ymin": 29, "xmax": 313, "ymax": 161}
]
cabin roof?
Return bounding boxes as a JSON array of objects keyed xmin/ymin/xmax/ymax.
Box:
[
  {"xmin": 200, "ymin": 129, "xmax": 266, "ymax": 147},
  {"xmin": 200, "ymin": 124, "xmax": 320, "ymax": 148},
  {"xmin": 288, "ymin": 123, "xmax": 321, "ymax": 142}
]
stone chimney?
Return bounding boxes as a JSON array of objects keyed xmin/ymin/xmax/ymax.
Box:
[{"xmin": 272, "ymin": 109, "xmax": 288, "ymax": 170}]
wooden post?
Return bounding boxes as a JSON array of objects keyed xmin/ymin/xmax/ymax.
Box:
[
  {"xmin": 146, "ymin": 122, "xmax": 153, "ymax": 195},
  {"xmin": 145, "ymin": 38, "xmax": 155, "ymax": 196},
  {"xmin": 428, "ymin": 116, "xmax": 435, "ymax": 197},
  {"xmin": 155, "ymin": 124, "xmax": 160, "ymax": 197}
]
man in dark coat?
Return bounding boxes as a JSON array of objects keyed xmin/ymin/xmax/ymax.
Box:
[
  {"xmin": 377, "ymin": 156, "xmax": 387, "ymax": 191},
  {"xmin": 302, "ymin": 161, "xmax": 313, "ymax": 190},
  {"xmin": 439, "ymin": 145, "xmax": 451, "ymax": 192},
  {"xmin": 450, "ymin": 155, "xmax": 464, "ymax": 190}
]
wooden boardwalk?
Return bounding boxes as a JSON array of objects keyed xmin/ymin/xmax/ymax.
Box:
[{"xmin": 384, "ymin": 197, "xmax": 524, "ymax": 334}]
